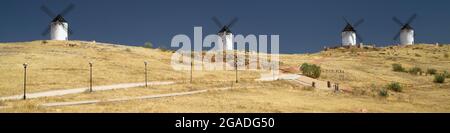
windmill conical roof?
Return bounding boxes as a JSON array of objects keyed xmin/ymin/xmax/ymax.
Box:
[
  {"xmin": 52, "ymin": 15, "xmax": 67, "ymax": 23},
  {"xmin": 342, "ymin": 24, "xmax": 355, "ymax": 32},
  {"xmin": 218, "ymin": 26, "xmax": 232, "ymax": 33},
  {"xmin": 401, "ymin": 24, "xmax": 413, "ymax": 30}
]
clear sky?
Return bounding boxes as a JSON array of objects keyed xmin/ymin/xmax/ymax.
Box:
[{"xmin": 1, "ymin": 0, "xmax": 450, "ymax": 53}]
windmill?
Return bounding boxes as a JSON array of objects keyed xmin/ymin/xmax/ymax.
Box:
[
  {"xmin": 212, "ymin": 17, "xmax": 238, "ymax": 51},
  {"xmin": 393, "ymin": 14, "xmax": 417, "ymax": 45},
  {"xmin": 341, "ymin": 17, "xmax": 364, "ymax": 46},
  {"xmin": 41, "ymin": 3, "xmax": 75, "ymax": 40}
]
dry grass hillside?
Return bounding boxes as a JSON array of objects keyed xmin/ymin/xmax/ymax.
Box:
[{"xmin": 0, "ymin": 41, "xmax": 449, "ymax": 112}]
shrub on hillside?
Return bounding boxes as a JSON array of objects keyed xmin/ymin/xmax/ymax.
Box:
[
  {"xmin": 386, "ymin": 82, "xmax": 402, "ymax": 92},
  {"xmin": 434, "ymin": 74, "xmax": 445, "ymax": 83},
  {"xmin": 392, "ymin": 63, "xmax": 405, "ymax": 72},
  {"xmin": 426, "ymin": 68, "xmax": 437, "ymax": 75},
  {"xmin": 408, "ymin": 67, "xmax": 422, "ymax": 75},
  {"xmin": 300, "ymin": 63, "xmax": 321, "ymax": 79},
  {"xmin": 378, "ymin": 89, "xmax": 389, "ymax": 97},
  {"xmin": 143, "ymin": 42, "xmax": 153, "ymax": 49}
]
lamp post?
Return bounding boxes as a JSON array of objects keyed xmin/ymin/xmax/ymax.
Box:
[
  {"xmin": 23, "ymin": 63, "xmax": 28, "ymax": 100},
  {"xmin": 272, "ymin": 64, "xmax": 276, "ymax": 81},
  {"xmin": 190, "ymin": 50, "xmax": 193, "ymax": 83},
  {"xmin": 144, "ymin": 61, "xmax": 148, "ymax": 87},
  {"xmin": 89, "ymin": 62, "xmax": 93, "ymax": 92},
  {"xmin": 235, "ymin": 51, "xmax": 238, "ymax": 83}
]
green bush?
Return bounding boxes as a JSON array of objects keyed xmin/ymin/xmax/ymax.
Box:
[
  {"xmin": 434, "ymin": 74, "xmax": 445, "ymax": 83},
  {"xmin": 408, "ymin": 67, "xmax": 422, "ymax": 75},
  {"xmin": 392, "ymin": 63, "xmax": 405, "ymax": 72},
  {"xmin": 300, "ymin": 63, "xmax": 321, "ymax": 79},
  {"xmin": 143, "ymin": 42, "xmax": 153, "ymax": 48},
  {"xmin": 386, "ymin": 82, "xmax": 402, "ymax": 92},
  {"xmin": 378, "ymin": 89, "xmax": 389, "ymax": 97},
  {"xmin": 426, "ymin": 68, "xmax": 437, "ymax": 75}
]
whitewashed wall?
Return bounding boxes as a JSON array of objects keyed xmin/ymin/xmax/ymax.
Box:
[
  {"xmin": 341, "ymin": 31, "xmax": 356, "ymax": 46},
  {"xmin": 400, "ymin": 29, "xmax": 414, "ymax": 45},
  {"xmin": 50, "ymin": 22, "xmax": 69, "ymax": 40},
  {"xmin": 219, "ymin": 32, "xmax": 233, "ymax": 51}
]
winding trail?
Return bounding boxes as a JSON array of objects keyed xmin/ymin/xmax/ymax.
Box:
[
  {"xmin": 0, "ymin": 81, "xmax": 175, "ymax": 101},
  {"xmin": 257, "ymin": 72, "xmax": 334, "ymax": 90}
]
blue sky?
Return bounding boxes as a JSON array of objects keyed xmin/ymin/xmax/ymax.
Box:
[{"xmin": 1, "ymin": 0, "xmax": 450, "ymax": 53}]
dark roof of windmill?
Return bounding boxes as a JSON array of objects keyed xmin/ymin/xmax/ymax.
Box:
[
  {"xmin": 52, "ymin": 15, "xmax": 67, "ymax": 22},
  {"xmin": 401, "ymin": 24, "xmax": 413, "ymax": 30},
  {"xmin": 218, "ymin": 26, "xmax": 232, "ymax": 33},
  {"xmin": 342, "ymin": 24, "xmax": 355, "ymax": 32}
]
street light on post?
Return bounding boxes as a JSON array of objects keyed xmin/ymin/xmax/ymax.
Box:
[
  {"xmin": 89, "ymin": 62, "xmax": 93, "ymax": 93},
  {"xmin": 272, "ymin": 64, "xmax": 276, "ymax": 81},
  {"xmin": 190, "ymin": 49, "xmax": 194, "ymax": 84},
  {"xmin": 235, "ymin": 51, "xmax": 238, "ymax": 83},
  {"xmin": 144, "ymin": 61, "xmax": 148, "ymax": 88},
  {"xmin": 23, "ymin": 63, "xmax": 28, "ymax": 100}
]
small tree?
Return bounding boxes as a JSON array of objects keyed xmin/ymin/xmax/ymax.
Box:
[
  {"xmin": 392, "ymin": 63, "xmax": 405, "ymax": 72},
  {"xmin": 144, "ymin": 41, "xmax": 153, "ymax": 49},
  {"xmin": 300, "ymin": 63, "xmax": 321, "ymax": 79}
]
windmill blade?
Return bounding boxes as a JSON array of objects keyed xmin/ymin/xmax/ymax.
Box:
[
  {"xmin": 405, "ymin": 13, "xmax": 417, "ymax": 25},
  {"xmin": 212, "ymin": 17, "xmax": 223, "ymax": 28},
  {"xmin": 60, "ymin": 3, "xmax": 75, "ymax": 16},
  {"xmin": 41, "ymin": 26, "xmax": 51, "ymax": 36},
  {"xmin": 393, "ymin": 30, "xmax": 401, "ymax": 40},
  {"xmin": 353, "ymin": 19, "xmax": 365, "ymax": 27},
  {"xmin": 354, "ymin": 31, "xmax": 364, "ymax": 42},
  {"xmin": 392, "ymin": 17, "xmax": 404, "ymax": 26},
  {"xmin": 227, "ymin": 17, "xmax": 239, "ymax": 28},
  {"xmin": 356, "ymin": 35, "xmax": 364, "ymax": 42},
  {"xmin": 342, "ymin": 17, "xmax": 350, "ymax": 24},
  {"xmin": 40, "ymin": 5, "xmax": 56, "ymax": 18},
  {"xmin": 58, "ymin": 22, "xmax": 74, "ymax": 35}
]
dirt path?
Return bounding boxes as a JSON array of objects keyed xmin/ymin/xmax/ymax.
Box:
[
  {"xmin": 291, "ymin": 75, "xmax": 333, "ymax": 90},
  {"xmin": 257, "ymin": 72, "xmax": 334, "ymax": 90},
  {"xmin": 0, "ymin": 81, "xmax": 175, "ymax": 101},
  {"xmin": 256, "ymin": 72, "xmax": 301, "ymax": 81},
  {"xmin": 41, "ymin": 87, "xmax": 231, "ymax": 107}
]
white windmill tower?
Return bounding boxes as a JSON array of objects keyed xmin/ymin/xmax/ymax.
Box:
[
  {"xmin": 50, "ymin": 15, "xmax": 69, "ymax": 40},
  {"xmin": 393, "ymin": 14, "xmax": 417, "ymax": 45},
  {"xmin": 212, "ymin": 17, "xmax": 238, "ymax": 51},
  {"xmin": 341, "ymin": 17, "xmax": 364, "ymax": 46},
  {"xmin": 41, "ymin": 4, "xmax": 75, "ymax": 40}
]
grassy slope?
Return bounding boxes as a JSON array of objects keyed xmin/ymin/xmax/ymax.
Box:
[
  {"xmin": 0, "ymin": 40, "xmax": 259, "ymax": 96},
  {"xmin": 1, "ymin": 41, "xmax": 450, "ymax": 112}
]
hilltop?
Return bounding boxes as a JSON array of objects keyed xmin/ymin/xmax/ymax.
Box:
[{"xmin": 0, "ymin": 41, "xmax": 449, "ymax": 112}]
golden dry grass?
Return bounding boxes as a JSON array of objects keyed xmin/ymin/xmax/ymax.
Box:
[
  {"xmin": 0, "ymin": 40, "xmax": 259, "ymax": 96},
  {"xmin": 1, "ymin": 41, "xmax": 450, "ymax": 112}
]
